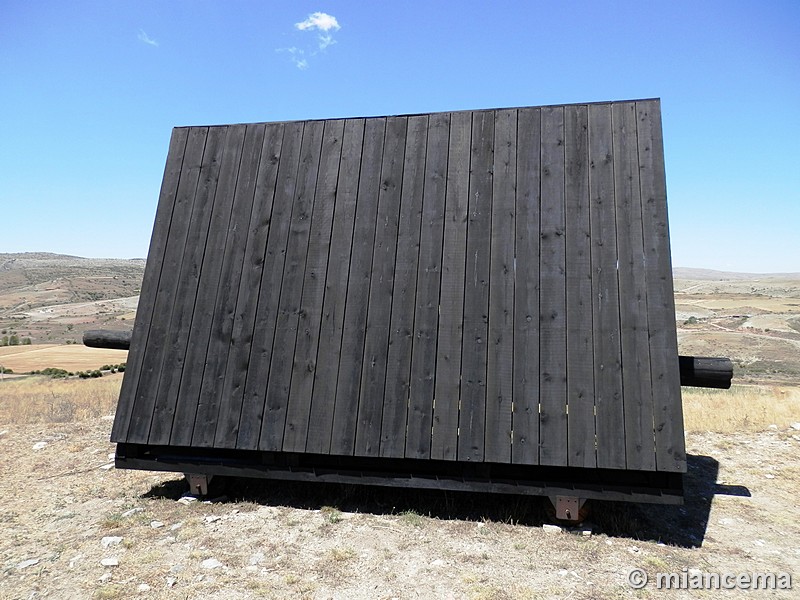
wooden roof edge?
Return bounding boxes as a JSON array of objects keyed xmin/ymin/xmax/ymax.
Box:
[{"xmin": 171, "ymin": 97, "xmax": 662, "ymax": 131}]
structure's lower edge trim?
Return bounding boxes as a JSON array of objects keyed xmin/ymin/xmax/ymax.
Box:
[{"xmin": 115, "ymin": 443, "xmax": 683, "ymax": 505}]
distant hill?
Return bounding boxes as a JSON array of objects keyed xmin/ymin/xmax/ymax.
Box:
[
  {"xmin": 0, "ymin": 253, "xmax": 145, "ymax": 345},
  {"xmin": 673, "ymin": 267, "xmax": 800, "ymax": 281}
]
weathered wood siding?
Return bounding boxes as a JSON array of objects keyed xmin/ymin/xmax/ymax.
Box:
[{"xmin": 111, "ymin": 99, "xmax": 686, "ymax": 473}]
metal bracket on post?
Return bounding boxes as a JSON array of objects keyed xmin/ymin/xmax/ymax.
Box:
[
  {"xmin": 185, "ymin": 473, "xmax": 213, "ymax": 496},
  {"xmin": 549, "ymin": 495, "xmax": 587, "ymax": 522}
]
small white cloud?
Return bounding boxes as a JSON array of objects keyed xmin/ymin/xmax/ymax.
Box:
[
  {"xmin": 138, "ymin": 29, "xmax": 158, "ymax": 47},
  {"xmin": 295, "ymin": 12, "xmax": 340, "ymax": 32},
  {"xmin": 278, "ymin": 12, "xmax": 340, "ymax": 69}
]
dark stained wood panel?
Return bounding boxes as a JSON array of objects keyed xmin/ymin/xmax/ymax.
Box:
[
  {"xmin": 127, "ymin": 127, "xmax": 209, "ymax": 445},
  {"xmin": 305, "ymin": 119, "xmax": 365, "ymax": 454},
  {"xmin": 213, "ymin": 122, "xmax": 284, "ymax": 448},
  {"xmin": 430, "ymin": 111, "xmax": 471, "ymax": 461},
  {"xmin": 236, "ymin": 121, "xmax": 305, "ymax": 450},
  {"xmin": 169, "ymin": 126, "xmax": 246, "ymax": 447},
  {"xmin": 282, "ymin": 119, "xmax": 344, "ymax": 452},
  {"xmin": 511, "ymin": 107, "xmax": 541, "ymax": 465},
  {"xmin": 330, "ymin": 118, "xmax": 386, "ymax": 455},
  {"xmin": 458, "ymin": 110, "xmax": 494, "ymax": 463},
  {"xmin": 259, "ymin": 120, "xmax": 325, "ymax": 451},
  {"xmin": 193, "ymin": 124, "xmax": 262, "ymax": 448},
  {"xmin": 114, "ymin": 99, "xmax": 685, "ymax": 478},
  {"xmin": 538, "ymin": 106, "xmax": 568, "ymax": 466},
  {"xmin": 588, "ymin": 104, "xmax": 626, "ymax": 470},
  {"xmin": 485, "ymin": 108, "xmax": 516, "ymax": 464},
  {"xmin": 112, "ymin": 127, "xmax": 190, "ymax": 442},
  {"xmin": 612, "ymin": 103, "xmax": 656, "ymax": 471},
  {"xmin": 148, "ymin": 126, "xmax": 227, "ymax": 446},
  {"xmin": 380, "ymin": 115, "xmax": 427, "ymax": 458},
  {"xmin": 636, "ymin": 99, "xmax": 686, "ymax": 473},
  {"xmin": 405, "ymin": 112, "xmax": 449, "ymax": 460},
  {"xmin": 354, "ymin": 116, "xmax": 408, "ymax": 457},
  {"xmin": 564, "ymin": 105, "xmax": 596, "ymax": 468}
]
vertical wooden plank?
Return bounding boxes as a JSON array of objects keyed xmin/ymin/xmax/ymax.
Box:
[
  {"xmin": 379, "ymin": 115, "xmax": 427, "ymax": 458},
  {"xmin": 485, "ymin": 108, "xmax": 516, "ymax": 464},
  {"xmin": 214, "ymin": 123, "xmax": 285, "ymax": 448},
  {"xmin": 588, "ymin": 103, "xmax": 626, "ymax": 469},
  {"xmin": 330, "ymin": 118, "xmax": 386, "ymax": 455},
  {"xmin": 282, "ymin": 120, "xmax": 345, "ymax": 452},
  {"xmin": 458, "ymin": 110, "xmax": 493, "ymax": 463},
  {"xmin": 512, "ymin": 108, "xmax": 541, "ymax": 465},
  {"xmin": 405, "ymin": 113, "xmax": 449, "ymax": 459},
  {"xmin": 430, "ymin": 112, "xmax": 471, "ymax": 461},
  {"xmin": 613, "ymin": 102, "xmax": 656, "ymax": 471},
  {"xmin": 564, "ymin": 104, "xmax": 596, "ymax": 468},
  {"xmin": 259, "ymin": 120, "xmax": 325, "ymax": 451},
  {"xmin": 236, "ymin": 122, "xmax": 305, "ymax": 450},
  {"xmin": 192, "ymin": 124, "xmax": 263, "ymax": 448},
  {"xmin": 354, "ymin": 116, "xmax": 408, "ymax": 457},
  {"xmin": 147, "ymin": 126, "xmax": 227, "ymax": 446},
  {"xmin": 169, "ymin": 126, "xmax": 245, "ymax": 447},
  {"xmin": 305, "ymin": 119, "xmax": 365, "ymax": 454},
  {"xmin": 636, "ymin": 99, "xmax": 686, "ymax": 473},
  {"xmin": 111, "ymin": 127, "xmax": 189, "ymax": 442},
  {"xmin": 538, "ymin": 106, "xmax": 568, "ymax": 466},
  {"xmin": 126, "ymin": 127, "xmax": 208, "ymax": 444}
]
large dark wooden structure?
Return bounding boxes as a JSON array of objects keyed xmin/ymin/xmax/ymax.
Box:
[{"xmin": 109, "ymin": 99, "xmax": 698, "ymax": 509}]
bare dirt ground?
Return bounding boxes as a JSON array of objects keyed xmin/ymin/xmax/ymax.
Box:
[{"xmin": 1, "ymin": 416, "xmax": 798, "ymax": 599}]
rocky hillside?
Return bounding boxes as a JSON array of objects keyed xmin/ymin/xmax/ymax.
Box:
[{"xmin": 0, "ymin": 253, "xmax": 145, "ymax": 345}]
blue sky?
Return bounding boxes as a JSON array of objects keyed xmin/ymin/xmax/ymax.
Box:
[{"xmin": 1, "ymin": 1, "xmax": 798, "ymax": 272}]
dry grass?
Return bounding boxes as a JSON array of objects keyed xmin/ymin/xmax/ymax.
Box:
[
  {"xmin": 0, "ymin": 344, "xmax": 128, "ymax": 373},
  {"xmin": 0, "ymin": 373, "xmax": 122, "ymax": 424},
  {"xmin": 682, "ymin": 384, "xmax": 800, "ymax": 433},
  {"xmin": 2, "ymin": 373, "xmax": 798, "ymax": 436}
]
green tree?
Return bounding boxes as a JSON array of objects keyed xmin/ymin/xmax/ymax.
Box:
[
  {"xmin": 22, "ymin": 337, "xmax": 32, "ymax": 345},
  {"xmin": 9, "ymin": 335, "xmax": 19, "ymax": 346},
  {"xmin": 0, "ymin": 336, "xmax": 8, "ymax": 347}
]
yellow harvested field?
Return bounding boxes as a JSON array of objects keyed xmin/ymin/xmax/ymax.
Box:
[{"xmin": 0, "ymin": 344, "xmax": 128, "ymax": 372}]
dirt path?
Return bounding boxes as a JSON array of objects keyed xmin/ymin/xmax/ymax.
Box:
[{"xmin": 1, "ymin": 419, "xmax": 798, "ymax": 599}]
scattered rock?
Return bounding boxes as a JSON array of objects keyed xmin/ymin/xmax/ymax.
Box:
[
  {"xmin": 204, "ymin": 515, "xmax": 222, "ymax": 523},
  {"xmin": 99, "ymin": 462, "xmax": 115, "ymax": 470},
  {"xmin": 201, "ymin": 558, "xmax": 223, "ymax": 570},
  {"xmin": 101, "ymin": 536, "xmax": 122, "ymax": 548},
  {"xmin": 99, "ymin": 573, "xmax": 113, "ymax": 583},
  {"xmin": 791, "ymin": 423, "xmax": 800, "ymax": 431},
  {"xmin": 32, "ymin": 442, "xmax": 47, "ymax": 450},
  {"xmin": 170, "ymin": 522, "xmax": 182, "ymax": 531},
  {"xmin": 137, "ymin": 583, "xmax": 151, "ymax": 592},
  {"xmin": 765, "ymin": 473, "xmax": 775, "ymax": 479},
  {"xmin": 177, "ymin": 496, "xmax": 198, "ymax": 505},
  {"xmin": 17, "ymin": 558, "xmax": 40, "ymax": 570},
  {"xmin": 150, "ymin": 520, "xmax": 165, "ymax": 529},
  {"xmin": 768, "ymin": 424, "xmax": 778, "ymax": 430},
  {"xmin": 121, "ymin": 508, "xmax": 143, "ymax": 518},
  {"xmin": 69, "ymin": 554, "xmax": 82, "ymax": 568},
  {"xmin": 628, "ymin": 546, "xmax": 642, "ymax": 554},
  {"xmin": 430, "ymin": 559, "xmax": 446, "ymax": 567},
  {"xmin": 100, "ymin": 415, "xmax": 115, "ymax": 421},
  {"xmin": 100, "ymin": 557, "xmax": 119, "ymax": 567},
  {"xmin": 542, "ymin": 524, "xmax": 562, "ymax": 534},
  {"xmin": 249, "ymin": 552, "xmax": 265, "ymax": 566},
  {"xmin": 107, "ymin": 452, "xmax": 116, "ymax": 460},
  {"xmin": 0, "ymin": 429, "xmax": 8, "ymax": 436},
  {"xmin": 166, "ymin": 577, "xmax": 177, "ymax": 588}
]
